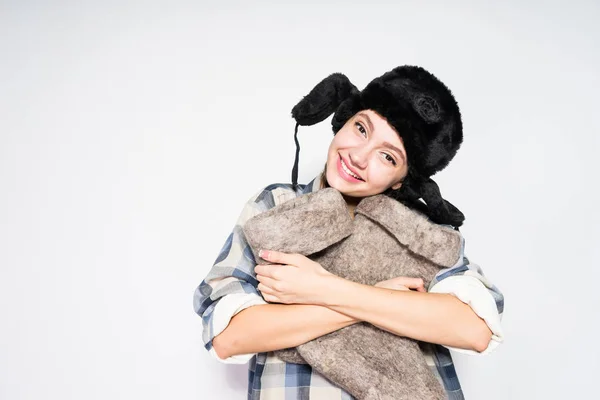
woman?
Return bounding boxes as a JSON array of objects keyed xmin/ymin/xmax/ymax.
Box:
[{"xmin": 193, "ymin": 65, "xmax": 504, "ymax": 399}]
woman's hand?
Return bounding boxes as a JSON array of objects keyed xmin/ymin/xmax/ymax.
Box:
[
  {"xmin": 254, "ymin": 249, "xmax": 335, "ymax": 306},
  {"xmin": 374, "ymin": 276, "xmax": 426, "ymax": 292}
]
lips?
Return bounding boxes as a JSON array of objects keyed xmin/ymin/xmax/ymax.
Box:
[
  {"xmin": 338, "ymin": 155, "xmax": 364, "ymax": 182},
  {"xmin": 341, "ymin": 155, "xmax": 363, "ymax": 180}
]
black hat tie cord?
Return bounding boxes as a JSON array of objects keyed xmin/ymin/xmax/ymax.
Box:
[{"xmin": 291, "ymin": 122, "xmax": 301, "ymax": 190}]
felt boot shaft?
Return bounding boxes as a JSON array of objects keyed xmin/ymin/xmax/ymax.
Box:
[{"xmin": 243, "ymin": 188, "xmax": 462, "ymax": 400}]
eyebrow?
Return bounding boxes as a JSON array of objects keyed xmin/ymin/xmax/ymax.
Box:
[
  {"xmin": 358, "ymin": 112, "xmax": 374, "ymax": 133},
  {"xmin": 357, "ymin": 112, "xmax": 407, "ymax": 163},
  {"xmin": 383, "ymin": 141, "xmax": 406, "ymax": 163}
]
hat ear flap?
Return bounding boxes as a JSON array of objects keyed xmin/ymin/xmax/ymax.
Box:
[
  {"xmin": 292, "ymin": 73, "xmax": 359, "ymax": 126},
  {"xmin": 331, "ymin": 94, "xmax": 362, "ymax": 133}
]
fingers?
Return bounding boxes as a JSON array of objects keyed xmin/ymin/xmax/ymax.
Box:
[
  {"xmin": 256, "ymin": 274, "xmax": 281, "ymax": 303},
  {"xmin": 403, "ymin": 277, "xmax": 425, "ymax": 292},
  {"xmin": 257, "ymin": 282, "xmax": 276, "ymax": 295},
  {"xmin": 256, "ymin": 274, "xmax": 279, "ymax": 292},
  {"xmin": 389, "ymin": 277, "xmax": 426, "ymax": 292},
  {"xmin": 257, "ymin": 282, "xmax": 279, "ymax": 303},
  {"xmin": 254, "ymin": 264, "xmax": 278, "ymax": 279},
  {"xmin": 259, "ymin": 249, "xmax": 302, "ymax": 266},
  {"xmin": 261, "ymin": 292, "xmax": 280, "ymax": 303}
]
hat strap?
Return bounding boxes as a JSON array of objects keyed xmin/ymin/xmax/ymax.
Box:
[{"xmin": 292, "ymin": 122, "xmax": 301, "ymax": 189}]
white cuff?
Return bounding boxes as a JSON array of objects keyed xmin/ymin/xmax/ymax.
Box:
[
  {"xmin": 429, "ymin": 275, "xmax": 504, "ymax": 355},
  {"xmin": 209, "ymin": 292, "xmax": 268, "ymax": 364}
]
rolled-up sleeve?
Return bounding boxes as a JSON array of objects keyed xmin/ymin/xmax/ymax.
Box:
[
  {"xmin": 428, "ymin": 234, "xmax": 505, "ymax": 355},
  {"xmin": 193, "ymin": 188, "xmax": 269, "ymax": 364}
]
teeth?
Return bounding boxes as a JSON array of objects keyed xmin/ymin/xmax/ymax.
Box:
[{"xmin": 341, "ymin": 158, "xmax": 361, "ymax": 180}]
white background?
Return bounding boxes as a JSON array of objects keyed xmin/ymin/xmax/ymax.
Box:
[{"xmin": 1, "ymin": 1, "xmax": 599, "ymax": 399}]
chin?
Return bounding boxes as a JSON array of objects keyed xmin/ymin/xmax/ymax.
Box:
[{"xmin": 325, "ymin": 169, "xmax": 359, "ymax": 196}]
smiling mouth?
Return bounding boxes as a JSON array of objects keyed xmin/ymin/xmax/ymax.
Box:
[{"xmin": 339, "ymin": 155, "xmax": 364, "ymax": 181}]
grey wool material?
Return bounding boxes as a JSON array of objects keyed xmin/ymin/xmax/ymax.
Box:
[{"xmin": 243, "ymin": 187, "xmax": 462, "ymax": 400}]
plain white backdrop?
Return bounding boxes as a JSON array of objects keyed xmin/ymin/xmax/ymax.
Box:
[{"xmin": 1, "ymin": 1, "xmax": 598, "ymax": 399}]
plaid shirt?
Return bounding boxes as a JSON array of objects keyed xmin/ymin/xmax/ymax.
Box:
[{"xmin": 193, "ymin": 172, "xmax": 504, "ymax": 400}]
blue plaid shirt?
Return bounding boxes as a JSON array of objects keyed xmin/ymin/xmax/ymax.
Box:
[{"xmin": 194, "ymin": 172, "xmax": 504, "ymax": 399}]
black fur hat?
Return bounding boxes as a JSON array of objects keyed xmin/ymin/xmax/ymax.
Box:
[{"xmin": 290, "ymin": 65, "xmax": 465, "ymax": 227}]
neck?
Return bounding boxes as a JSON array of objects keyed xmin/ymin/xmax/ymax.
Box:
[
  {"xmin": 342, "ymin": 193, "xmax": 361, "ymax": 207},
  {"xmin": 342, "ymin": 193, "xmax": 361, "ymax": 220}
]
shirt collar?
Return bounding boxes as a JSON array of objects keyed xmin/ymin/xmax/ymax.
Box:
[{"xmin": 301, "ymin": 171, "xmax": 324, "ymax": 195}]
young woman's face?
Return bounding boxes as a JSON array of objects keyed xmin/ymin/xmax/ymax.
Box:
[{"xmin": 325, "ymin": 109, "xmax": 408, "ymax": 199}]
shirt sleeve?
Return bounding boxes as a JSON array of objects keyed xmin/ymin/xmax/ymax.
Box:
[
  {"xmin": 193, "ymin": 187, "xmax": 271, "ymax": 364},
  {"xmin": 427, "ymin": 233, "xmax": 505, "ymax": 355}
]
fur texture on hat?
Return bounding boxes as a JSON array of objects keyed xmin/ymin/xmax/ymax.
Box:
[{"xmin": 290, "ymin": 65, "xmax": 465, "ymax": 227}]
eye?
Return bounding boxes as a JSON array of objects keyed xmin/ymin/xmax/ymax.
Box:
[
  {"xmin": 382, "ymin": 153, "xmax": 397, "ymax": 166},
  {"xmin": 355, "ymin": 122, "xmax": 367, "ymax": 137}
]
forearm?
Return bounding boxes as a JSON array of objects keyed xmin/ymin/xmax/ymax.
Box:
[
  {"xmin": 213, "ymin": 303, "xmax": 359, "ymax": 359},
  {"xmin": 322, "ymin": 276, "xmax": 492, "ymax": 352}
]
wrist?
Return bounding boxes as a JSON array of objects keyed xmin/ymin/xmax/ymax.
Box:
[
  {"xmin": 318, "ymin": 274, "xmax": 356, "ymax": 307},
  {"xmin": 317, "ymin": 303, "xmax": 359, "ymax": 325}
]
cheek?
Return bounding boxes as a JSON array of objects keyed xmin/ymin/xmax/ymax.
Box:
[
  {"xmin": 327, "ymin": 140, "xmax": 335, "ymax": 156},
  {"xmin": 332, "ymin": 129, "xmax": 360, "ymax": 147},
  {"xmin": 366, "ymin": 163, "xmax": 397, "ymax": 185}
]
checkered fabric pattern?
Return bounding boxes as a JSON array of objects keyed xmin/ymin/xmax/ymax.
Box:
[{"xmin": 193, "ymin": 173, "xmax": 504, "ymax": 399}]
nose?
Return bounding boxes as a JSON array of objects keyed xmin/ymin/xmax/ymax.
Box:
[{"xmin": 348, "ymin": 146, "xmax": 368, "ymax": 170}]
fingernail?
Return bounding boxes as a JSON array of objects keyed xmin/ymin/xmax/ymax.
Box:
[{"xmin": 259, "ymin": 249, "xmax": 268, "ymax": 259}]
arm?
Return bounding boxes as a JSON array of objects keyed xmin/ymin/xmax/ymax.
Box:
[
  {"xmin": 321, "ymin": 278, "xmax": 492, "ymax": 352},
  {"xmin": 426, "ymin": 235, "xmax": 505, "ymax": 355},
  {"xmin": 213, "ymin": 303, "xmax": 359, "ymax": 359},
  {"xmin": 251, "ymin": 235, "xmax": 504, "ymax": 355},
  {"xmin": 320, "ymin": 234, "xmax": 504, "ymax": 354}
]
